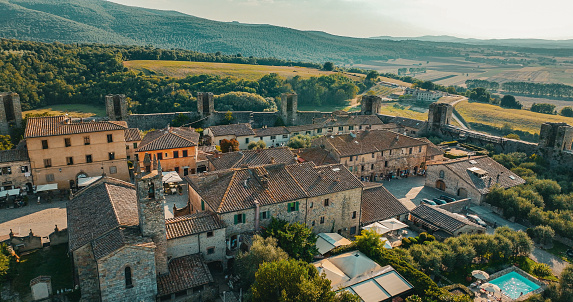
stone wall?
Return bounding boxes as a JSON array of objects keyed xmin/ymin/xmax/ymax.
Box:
[
  {"xmin": 48, "ymin": 226, "xmax": 68, "ymax": 246},
  {"xmin": 73, "ymin": 245, "xmax": 101, "ymax": 301},
  {"xmin": 9, "ymin": 230, "xmax": 42, "ymax": 252},
  {"xmin": 425, "ymin": 164, "xmax": 485, "ymax": 203},
  {"xmin": 305, "ymin": 188, "xmax": 362, "ymax": 238},
  {"xmin": 436, "ymin": 198, "xmax": 475, "ymax": 213},
  {"xmin": 0, "ymin": 92, "xmax": 23, "ymax": 135},
  {"xmin": 166, "ymin": 228, "xmax": 226, "ymax": 262},
  {"xmin": 252, "ymin": 112, "xmax": 280, "ymax": 128}
]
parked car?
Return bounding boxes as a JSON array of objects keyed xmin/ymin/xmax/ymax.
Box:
[
  {"xmin": 421, "ymin": 199, "xmax": 437, "ymax": 206},
  {"xmin": 440, "ymin": 195, "xmax": 456, "ymax": 203},
  {"xmin": 433, "ymin": 198, "xmax": 447, "ymax": 205},
  {"xmin": 467, "ymin": 214, "xmax": 487, "ymax": 227}
]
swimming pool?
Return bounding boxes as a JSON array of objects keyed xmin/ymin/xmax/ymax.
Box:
[{"xmin": 488, "ymin": 271, "xmax": 540, "ymax": 299}]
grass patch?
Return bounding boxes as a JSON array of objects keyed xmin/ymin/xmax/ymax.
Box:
[
  {"xmin": 545, "ymin": 241, "xmax": 571, "ymax": 263},
  {"xmin": 456, "ymin": 100, "xmax": 573, "ymax": 134},
  {"xmin": 23, "ymin": 104, "xmax": 105, "ymax": 118},
  {"xmin": 124, "ymin": 60, "xmax": 364, "ymax": 81},
  {"xmin": 515, "ymin": 256, "xmax": 559, "ymax": 282},
  {"xmin": 11, "ymin": 244, "xmax": 74, "ymax": 297}
]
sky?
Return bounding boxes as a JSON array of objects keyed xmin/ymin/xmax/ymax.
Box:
[{"xmin": 108, "ymin": 0, "xmax": 573, "ymax": 40}]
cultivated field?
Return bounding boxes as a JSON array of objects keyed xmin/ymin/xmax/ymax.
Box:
[
  {"xmin": 455, "ymin": 101, "xmax": 573, "ymax": 134},
  {"xmin": 23, "ymin": 104, "xmax": 105, "ymax": 118},
  {"xmin": 124, "ymin": 60, "xmax": 364, "ymax": 80}
]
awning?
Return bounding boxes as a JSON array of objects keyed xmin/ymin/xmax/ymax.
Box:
[
  {"xmin": 316, "ymin": 233, "xmax": 352, "ymax": 255},
  {"xmin": 78, "ymin": 176, "xmax": 102, "ymax": 187},
  {"xmin": 162, "ymin": 171, "xmax": 183, "ymax": 183},
  {"xmin": 380, "ymin": 237, "xmax": 393, "ymax": 249},
  {"xmin": 6, "ymin": 189, "xmax": 20, "ymax": 196},
  {"xmin": 379, "ymin": 218, "xmax": 408, "ymax": 232},
  {"xmin": 35, "ymin": 183, "xmax": 58, "ymax": 192}
]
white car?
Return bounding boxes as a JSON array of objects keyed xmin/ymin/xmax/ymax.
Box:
[{"xmin": 467, "ymin": 214, "xmax": 487, "ymax": 227}]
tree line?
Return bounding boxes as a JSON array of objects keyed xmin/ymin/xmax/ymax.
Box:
[{"xmin": 465, "ymin": 79, "xmax": 573, "ymax": 99}]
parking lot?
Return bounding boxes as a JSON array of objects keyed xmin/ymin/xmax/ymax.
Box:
[{"xmin": 380, "ymin": 176, "xmax": 456, "ymax": 210}]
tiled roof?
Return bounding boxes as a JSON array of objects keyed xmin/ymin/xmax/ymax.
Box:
[
  {"xmin": 157, "ymin": 254, "xmax": 214, "ymax": 296},
  {"xmin": 313, "ymin": 115, "xmax": 385, "ymax": 127},
  {"xmin": 314, "ymin": 130, "xmax": 427, "ymax": 157},
  {"xmin": 418, "ymin": 138, "xmax": 444, "ymax": 157},
  {"xmin": 165, "ymin": 211, "xmax": 225, "ymax": 240},
  {"xmin": 137, "ymin": 127, "xmax": 199, "ymax": 152},
  {"xmin": 67, "ymin": 177, "xmax": 137, "ymax": 251},
  {"xmin": 207, "ymin": 123, "xmax": 255, "ymax": 137},
  {"xmin": 91, "ymin": 227, "xmax": 154, "ymax": 260},
  {"xmin": 411, "ymin": 204, "xmax": 482, "ymax": 234},
  {"xmin": 24, "ymin": 116, "xmax": 127, "ymax": 138},
  {"xmin": 207, "ymin": 147, "xmax": 297, "ymax": 170},
  {"xmin": 429, "ymin": 156, "xmax": 525, "ymax": 194},
  {"xmin": 124, "ymin": 128, "xmax": 142, "ymax": 142},
  {"xmin": 0, "ymin": 149, "xmax": 28, "ymax": 163},
  {"xmin": 295, "ymin": 148, "xmax": 338, "ymax": 166},
  {"xmin": 254, "ymin": 126, "xmax": 289, "ymax": 137},
  {"xmin": 287, "ymin": 124, "xmax": 318, "ymax": 133},
  {"xmin": 361, "ymin": 184, "xmax": 409, "ymax": 225},
  {"xmin": 187, "ymin": 162, "xmax": 362, "ymax": 213},
  {"xmin": 390, "ymin": 117, "xmax": 428, "ymax": 130}
]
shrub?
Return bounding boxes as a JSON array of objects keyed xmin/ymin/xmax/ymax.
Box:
[{"xmin": 533, "ymin": 263, "xmax": 553, "ymax": 277}]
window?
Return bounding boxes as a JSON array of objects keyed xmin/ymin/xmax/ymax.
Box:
[
  {"xmin": 1, "ymin": 167, "xmax": 11, "ymax": 175},
  {"xmin": 260, "ymin": 211, "xmax": 270, "ymax": 220},
  {"xmin": 66, "ymin": 157, "xmax": 74, "ymax": 165},
  {"xmin": 349, "ymin": 166, "xmax": 353, "ymax": 172},
  {"xmin": 152, "ymin": 152, "xmax": 160, "ymax": 160},
  {"xmin": 419, "ymin": 146, "xmax": 422, "ymax": 152},
  {"xmin": 317, "ymin": 128, "xmax": 323, "ymax": 134},
  {"xmin": 126, "ymin": 145, "xmax": 130, "ymax": 150},
  {"xmin": 173, "ymin": 151, "xmax": 179, "ymax": 158},
  {"xmin": 20, "ymin": 166, "xmax": 28, "ymax": 173},
  {"xmin": 86, "ymin": 155, "xmax": 93, "ymax": 163},
  {"xmin": 84, "ymin": 136, "xmax": 90, "ymax": 145},
  {"xmin": 350, "ymin": 226, "xmax": 357, "ymax": 235},
  {"xmin": 306, "ymin": 131, "xmax": 311, "ymax": 135},
  {"xmin": 372, "ymin": 153, "xmax": 375, "ymax": 158},
  {"xmin": 359, "ymin": 125, "xmax": 363, "ymax": 130},
  {"xmin": 320, "ymin": 217, "xmax": 325, "ymax": 224},
  {"xmin": 361, "ymin": 165, "xmax": 365, "ymax": 171},
  {"xmin": 234, "ymin": 213, "xmax": 246, "ymax": 224},
  {"xmin": 46, "ymin": 174, "xmax": 55, "ymax": 182},
  {"xmin": 371, "ymin": 164, "xmax": 374, "ymax": 170},
  {"xmin": 270, "ymin": 135, "xmax": 276, "ymax": 140},
  {"xmin": 352, "ymin": 211, "xmax": 357, "ymax": 219},
  {"xmin": 349, "ymin": 126, "xmax": 354, "ymax": 130},
  {"xmin": 309, "ymin": 202, "xmax": 313, "ymax": 208},
  {"xmin": 389, "ymin": 149, "xmax": 392, "ymax": 155},
  {"xmin": 133, "ymin": 142, "xmax": 138, "ymax": 149},
  {"xmin": 409, "ymin": 148, "xmax": 413, "ymax": 154},
  {"xmin": 207, "ymin": 231, "xmax": 214, "ymax": 238},
  {"xmin": 324, "ymin": 198, "xmax": 329, "ymax": 207},
  {"xmin": 43, "ymin": 159, "xmax": 52, "ymax": 168},
  {"xmin": 110, "ymin": 166, "xmax": 117, "ymax": 174},
  {"xmin": 107, "ymin": 134, "xmax": 113, "ymax": 143},
  {"xmin": 349, "ymin": 156, "xmax": 353, "ymax": 162},
  {"xmin": 148, "ymin": 182, "xmax": 155, "ymax": 198},
  {"xmin": 245, "ymin": 138, "xmax": 249, "ymax": 144},
  {"xmin": 385, "ymin": 161, "xmax": 388, "ymax": 167},
  {"xmin": 64, "ymin": 138, "xmax": 71, "ymax": 147},
  {"xmin": 108, "ymin": 152, "xmax": 115, "ymax": 160},
  {"xmin": 207, "ymin": 247, "xmax": 215, "ymax": 255},
  {"xmin": 439, "ymin": 170, "xmax": 445, "ymax": 178},
  {"xmin": 41, "ymin": 140, "xmax": 48, "ymax": 149},
  {"xmin": 287, "ymin": 202, "xmax": 299, "ymax": 212},
  {"xmin": 125, "ymin": 267, "xmax": 133, "ymax": 289},
  {"xmin": 312, "ymin": 221, "xmax": 315, "ymax": 226},
  {"xmin": 174, "ymin": 167, "xmax": 180, "ymax": 173},
  {"xmin": 183, "ymin": 150, "xmax": 188, "ymax": 157},
  {"xmin": 282, "ymin": 134, "xmax": 288, "ymax": 139},
  {"xmin": 201, "ymin": 200, "xmax": 205, "ymax": 211},
  {"xmin": 338, "ymin": 126, "xmax": 343, "ymax": 131}
]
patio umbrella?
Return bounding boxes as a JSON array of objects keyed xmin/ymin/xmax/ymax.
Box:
[
  {"xmin": 480, "ymin": 283, "xmax": 501, "ymax": 294},
  {"xmin": 362, "ymin": 222, "xmax": 391, "ymax": 234},
  {"xmin": 379, "ymin": 218, "xmax": 408, "ymax": 231},
  {"xmin": 472, "ymin": 270, "xmax": 490, "ymax": 280}
]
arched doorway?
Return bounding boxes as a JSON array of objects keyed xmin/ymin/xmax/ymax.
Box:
[
  {"xmin": 457, "ymin": 188, "xmax": 468, "ymax": 198},
  {"xmin": 436, "ymin": 180, "xmax": 446, "ymax": 191}
]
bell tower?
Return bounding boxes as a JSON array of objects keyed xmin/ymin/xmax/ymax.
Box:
[{"xmin": 134, "ymin": 154, "xmax": 168, "ymax": 275}]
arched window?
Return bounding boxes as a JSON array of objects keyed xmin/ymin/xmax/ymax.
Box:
[
  {"xmin": 125, "ymin": 266, "xmax": 133, "ymax": 288},
  {"xmin": 148, "ymin": 182, "xmax": 155, "ymax": 198},
  {"xmin": 439, "ymin": 170, "xmax": 445, "ymax": 178}
]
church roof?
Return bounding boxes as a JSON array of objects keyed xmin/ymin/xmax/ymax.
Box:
[{"xmin": 157, "ymin": 254, "xmax": 214, "ymax": 296}]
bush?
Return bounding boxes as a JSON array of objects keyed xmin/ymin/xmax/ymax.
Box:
[{"xmin": 533, "ymin": 263, "xmax": 553, "ymax": 277}]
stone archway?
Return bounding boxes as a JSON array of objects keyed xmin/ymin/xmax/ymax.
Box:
[{"xmin": 436, "ymin": 180, "xmax": 446, "ymax": 191}]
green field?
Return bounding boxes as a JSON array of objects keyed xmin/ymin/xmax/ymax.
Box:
[
  {"xmin": 23, "ymin": 104, "xmax": 105, "ymax": 118},
  {"xmin": 124, "ymin": 60, "xmax": 364, "ymax": 81},
  {"xmin": 456, "ymin": 100, "xmax": 573, "ymax": 134}
]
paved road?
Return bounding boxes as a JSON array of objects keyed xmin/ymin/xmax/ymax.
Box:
[{"xmin": 381, "ymin": 176, "xmax": 457, "ymax": 210}]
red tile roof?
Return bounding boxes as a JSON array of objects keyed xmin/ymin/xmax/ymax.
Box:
[
  {"xmin": 157, "ymin": 254, "xmax": 213, "ymax": 296},
  {"xmin": 361, "ymin": 184, "xmax": 409, "ymax": 225},
  {"xmin": 124, "ymin": 128, "xmax": 142, "ymax": 142},
  {"xmin": 137, "ymin": 127, "xmax": 199, "ymax": 152},
  {"xmin": 165, "ymin": 211, "xmax": 225, "ymax": 240},
  {"xmin": 25, "ymin": 116, "xmax": 127, "ymax": 138}
]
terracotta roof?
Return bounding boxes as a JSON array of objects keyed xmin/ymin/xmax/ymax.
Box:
[
  {"xmin": 137, "ymin": 127, "xmax": 199, "ymax": 152},
  {"xmin": 390, "ymin": 117, "xmax": 428, "ymax": 130},
  {"xmin": 295, "ymin": 148, "xmax": 338, "ymax": 166},
  {"xmin": 361, "ymin": 184, "xmax": 409, "ymax": 225},
  {"xmin": 254, "ymin": 126, "xmax": 290, "ymax": 137},
  {"xmin": 207, "ymin": 123, "xmax": 255, "ymax": 137},
  {"xmin": 313, "ymin": 130, "xmax": 427, "ymax": 157},
  {"xmin": 165, "ymin": 211, "xmax": 225, "ymax": 240},
  {"xmin": 187, "ymin": 162, "xmax": 362, "ymax": 213},
  {"xmin": 287, "ymin": 124, "xmax": 318, "ymax": 133},
  {"xmin": 0, "ymin": 149, "xmax": 28, "ymax": 163},
  {"xmin": 24, "ymin": 116, "xmax": 127, "ymax": 138},
  {"xmin": 91, "ymin": 227, "xmax": 154, "ymax": 260},
  {"xmin": 124, "ymin": 128, "xmax": 142, "ymax": 142},
  {"xmin": 418, "ymin": 138, "xmax": 444, "ymax": 157},
  {"xmin": 67, "ymin": 177, "xmax": 137, "ymax": 251},
  {"xmin": 428, "ymin": 156, "xmax": 525, "ymax": 195},
  {"xmin": 157, "ymin": 254, "xmax": 214, "ymax": 296},
  {"xmin": 313, "ymin": 115, "xmax": 385, "ymax": 127},
  {"xmin": 207, "ymin": 147, "xmax": 297, "ymax": 170},
  {"xmin": 411, "ymin": 204, "xmax": 483, "ymax": 235}
]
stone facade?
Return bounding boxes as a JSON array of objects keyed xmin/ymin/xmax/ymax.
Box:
[
  {"xmin": 360, "ymin": 95, "xmax": 382, "ymax": 115},
  {"xmin": 196, "ymin": 92, "xmax": 215, "ymax": 116},
  {"xmin": 305, "ymin": 188, "xmax": 362, "ymax": 237},
  {"xmin": 98, "ymin": 246, "xmax": 157, "ymax": 302},
  {"xmin": 73, "ymin": 244, "xmax": 101, "ymax": 301},
  {"xmin": 166, "ymin": 227, "xmax": 226, "ymax": 262},
  {"xmin": 0, "ymin": 92, "xmax": 22, "ymax": 135},
  {"xmin": 0, "ymin": 156, "xmax": 32, "ymax": 191},
  {"xmin": 279, "ymin": 93, "xmax": 298, "ymax": 126},
  {"xmin": 425, "ymin": 164, "xmax": 485, "ymax": 202},
  {"xmin": 538, "ymin": 122, "xmax": 573, "ymax": 151},
  {"xmin": 105, "ymin": 94, "xmax": 128, "ymax": 121},
  {"xmin": 428, "ymin": 102, "xmax": 453, "ymax": 133}
]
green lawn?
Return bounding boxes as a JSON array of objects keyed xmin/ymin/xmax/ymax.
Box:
[
  {"xmin": 23, "ymin": 104, "xmax": 106, "ymax": 118},
  {"xmin": 545, "ymin": 241, "xmax": 571, "ymax": 263}
]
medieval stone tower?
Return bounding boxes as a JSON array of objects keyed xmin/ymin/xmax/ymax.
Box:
[
  {"xmin": 279, "ymin": 93, "xmax": 298, "ymax": 126},
  {"xmin": 539, "ymin": 122, "xmax": 573, "ymax": 152},
  {"xmin": 0, "ymin": 92, "xmax": 23, "ymax": 135},
  {"xmin": 360, "ymin": 95, "xmax": 382, "ymax": 115},
  {"xmin": 134, "ymin": 153, "xmax": 168, "ymax": 275},
  {"xmin": 428, "ymin": 102, "xmax": 453, "ymax": 133},
  {"xmin": 197, "ymin": 92, "xmax": 215, "ymax": 116},
  {"xmin": 105, "ymin": 94, "xmax": 128, "ymax": 121}
]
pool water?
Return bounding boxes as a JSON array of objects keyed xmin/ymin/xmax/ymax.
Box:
[{"xmin": 489, "ymin": 271, "xmax": 540, "ymax": 299}]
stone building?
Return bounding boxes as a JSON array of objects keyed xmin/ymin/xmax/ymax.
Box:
[
  {"xmin": 0, "ymin": 147, "xmax": 32, "ymax": 191},
  {"xmin": 105, "ymin": 94, "xmax": 128, "ymax": 121},
  {"xmin": 0, "ymin": 92, "xmax": 23, "ymax": 135},
  {"xmin": 124, "ymin": 128, "xmax": 142, "ymax": 161},
  {"xmin": 206, "ymin": 147, "xmax": 298, "ymax": 171},
  {"xmin": 253, "ymin": 126, "xmax": 290, "ymax": 147},
  {"xmin": 425, "ymin": 156, "xmax": 525, "ymax": 203},
  {"xmin": 360, "ymin": 95, "xmax": 382, "ymax": 115},
  {"xmin": 136, "ymin": 126, "xmax": 200, "ymax": 176},
  {"xmin": 538, "ymin": 122, "xmax": 573, "ymax": 152},
  {"xmin": 404, "ymin": 88, "xmax": 445, "ymax": 102},
  {"xmin": 279, "ymin": 93, "xmax": 298, "ymax": 126},
  {"xmin": 24, "ymin": 116, "xmax": 130, "ymax": 189},
  {"xmin": 360, "ymin": 183, "xmax": 410, "ymax": 226},
  {"xmin": 311, "ymin": 130, "xmax": 429, "ymax": 181},
  {"xmin": 427, "ymin": 102, "xmax": 453, "ymax": 133},
  {"xmin": 203, "ymin": 123, "xmax": 256, "ymax": 150},
  {"xmin": 410, "ymin": 204, "xmax": 486, "ymax": 238}
]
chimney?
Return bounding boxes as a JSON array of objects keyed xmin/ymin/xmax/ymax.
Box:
[{"xmin": 254, "ymin": 199, "xmax": 260, "ymax": 231}]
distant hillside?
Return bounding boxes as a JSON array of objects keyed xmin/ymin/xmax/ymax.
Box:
[{"xmin": 372, "ymin": 35, "xmax": 573, "ymax": 49}]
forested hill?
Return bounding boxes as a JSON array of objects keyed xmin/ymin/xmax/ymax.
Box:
[{"xmin": 0, "ymin": 0, "xmax": 476, "ymax": 63}]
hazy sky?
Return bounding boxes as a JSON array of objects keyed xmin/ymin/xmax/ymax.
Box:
[{"xmin": 108, "ymin": 0, "xmax": 572, "ymax": 39}]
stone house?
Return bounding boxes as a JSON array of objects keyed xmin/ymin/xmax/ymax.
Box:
[
  {"xmin": 388, "ymin": 116, "xmax": 429, "ymax": 137},
  {"xmin": 253, "ymin": 126, "xmax": 290, "ymax": 147},
  {"xmin": 425, "ymin": 156, "xmax": 525, "ymax": 203},
  {"xmin": 206, "ymin": 147, "xmax": 297, "ymax": 171},
  {"xmin": 360, "ymin": 183, "xmax": 410, "ymax": 226},
  {"xmin": 0, "ymin": 147, "xmax": 32, "ymax": 191},
  {"xmin": 203, "ymin": 123, "xmax": 255, "ymax": 150},
  {"xmin": 410, "ymin": 204, "xmax": 486, "ymax": 238},
  {"xmin": 124, "ymin": 128, "xmax": 142, "ymax": 162},
  {"xmin": 287, "ymin": 115, "xmax": 399, "ymax": 137},
  {"xmin": 404, "ymin": 88, "xmax": 444, "ymax": 102},
  {"xmin": 25, "ymin": 116, "xmax": 130, "ymax": 189},
  {"xmin": 136, "ymin": 126, "xmax": 200, "ymax": 176},
  {"xmin": 311, "ymin": 130, "xmax": 429, "ymax": 181},
  {"xmin": 185, "ymin": 162, "xmax": 363, "ymax": 265}
]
